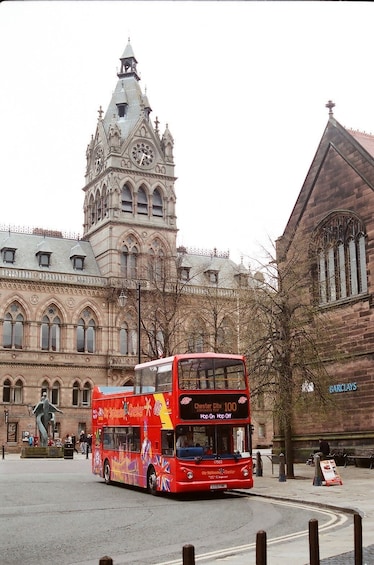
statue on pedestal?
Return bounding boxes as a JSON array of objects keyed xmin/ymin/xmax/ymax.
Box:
[{"xmin": 33, "ymin": 393, "xmax": 63, "ymax": 447}]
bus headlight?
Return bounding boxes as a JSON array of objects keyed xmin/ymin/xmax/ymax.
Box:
[
  {"xmin": 242, "ymin": 467, "xmax": 249, "ymax": 477},
  {"xmin": 186, "ymin": 471, "xmax": 194, "ymax": 480}
]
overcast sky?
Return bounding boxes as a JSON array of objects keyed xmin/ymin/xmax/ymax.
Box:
[{"xmin": 1, "ymin": 1, "xmax": 374, "ymax": 267}]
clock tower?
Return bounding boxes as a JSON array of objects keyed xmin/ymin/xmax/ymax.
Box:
[{"xmin": 83, "ymin": 40, "xmax": 177, "ymax": 281}]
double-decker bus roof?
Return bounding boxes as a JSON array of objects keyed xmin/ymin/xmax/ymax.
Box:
[{"xmin": 134, "ymin": 352, "xmax": 246, "ymax": 371}]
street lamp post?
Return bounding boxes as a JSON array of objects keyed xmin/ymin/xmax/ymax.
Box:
[
  {"xmin": 136, "ymin": 283, "xmax": 141, "ymax": 365},
  {"xmin": 118, "ymin": 282, "xmax": 142, "ymax": 364}
]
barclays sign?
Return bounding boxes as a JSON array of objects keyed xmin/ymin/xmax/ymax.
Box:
[{"xmin": 329, "ymin": 382, "xmax": 357, "ymax": 394}]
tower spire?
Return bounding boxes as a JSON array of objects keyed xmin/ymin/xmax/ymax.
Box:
[{"xmin": 117, "ymin": 38, "xmax": 140, "ymax": 81}]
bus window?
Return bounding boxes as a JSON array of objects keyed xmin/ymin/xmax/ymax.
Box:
[
  {"xmin": 127, "ymin": 427, "xmax": 141, "ymax": 452},
  {"xmin": 103, "ymin": 428, "xmax": 115, "ymax": 449},
  {"xmin": 135, "ymin": 366, "xmax": 156, "ymax": 394},
  {"xmin": 178, "ymin": 360, "xmax": 198, "ymax": 389},
  {"xmin": 178, "ymin": 358, "xmax": 246, "ymax": 390},
  {"xmin": 156, "ymin": 363, "xmax": 172, "ymax": 392},
  {"xmin": 161, "ymin": 430, "xmax": 174, "ymax": 455}
]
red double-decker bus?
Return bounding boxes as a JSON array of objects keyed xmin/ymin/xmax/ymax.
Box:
[{"xmin": 92, "ymin": 353, "xmax": 253, "ymax": 494}]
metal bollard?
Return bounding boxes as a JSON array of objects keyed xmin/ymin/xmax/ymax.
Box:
[
  {"xmin": 256, "ymin": 451, "xmax": 263, "ymax": 477},
  {"xmin": 2, "ymin": 445, "xmax": 4, "ymax": 460},
  {"xmin": 278, "ymin": 453, "xmax": 286, "ymax": 482},
  {"xmin": 99, "ymin": 557, "xmax": 113, "ymax": 565},
  {"xmin": 313, "ymin": 453, "xmax": 323, "ymax": 486},
  {"xmin": 86, "ymin": 442, "xmax": 89, "ymax": 459},
  {"xmin": 182, "ymin": 544, "xmax": 195, "ymax": 565},
  {"xmin": 309, "ymin": 518, "xmax": 320, "ymax": 565},
  {"xmin": 256, "ymin": 530, "xmax": 267, "ymax": 565},
  {"xmin": 354, "ymin": 512, "xmax": 363, "ymax": 565}
]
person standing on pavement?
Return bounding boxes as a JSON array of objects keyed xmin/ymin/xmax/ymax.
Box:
[
  {"xmin": 71, "ymin": 434, "xmax": 78, "ymax": 454},
  {"xmin": 86, "ymin": 434, "xmax": 92, "ymax": 454},
  {"xmin": 319, "ymin": 438, "xmax": 330, "ymax": 459},
  {"xmin": 79, "ymin": 430, "xmax": 87, "ymax": 454}
]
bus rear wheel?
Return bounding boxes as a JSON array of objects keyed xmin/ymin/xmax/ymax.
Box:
[
  {"xmin": 147, "ymin": 465, "xmax": 157, "ymax": 495},
  {"xmin": 103, "ymin": 459, "xmax": 111, "ymax": 485}
]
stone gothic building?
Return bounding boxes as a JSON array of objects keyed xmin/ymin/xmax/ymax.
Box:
[
  {"xmin": 276, "ymin": 102, "xmax": 374, "ymax": 458},
  {"xmin": 1, "ymin": 42, "xmax": 271, "ymax": 451}
]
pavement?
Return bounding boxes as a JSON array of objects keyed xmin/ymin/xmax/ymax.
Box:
[
  {"xmin": 2, "ymin": 451, "xmax": 374, "ymax": 564},
  {"xmin": 229, "ymin": 453, "xmax": 374, "ymax": 565}
]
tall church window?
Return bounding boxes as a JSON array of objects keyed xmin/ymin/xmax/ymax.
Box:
[
  {"xmin": 121, "ymin": 245, "xmax": 138, "ymax": 279},
  {"xmin": 152, "ymin": 188, "xmax": 163, "ymax": 217},
  {"xmin": 122, "ymin": 184, "xmax": 133, "ymax": 213},
  {"xmin": 3, "ymin": 303, "xmax": 24, "ymax": 349},
  {"xmin": 137, "ymin": 186, "xmax": 148, "ymax": 215},
  {"xmin": 41, "ymin": 307, "xmax": 61, "ymax": 351},
  {"xmin": 76, "ymin": 309, "xmax": 96, "ymax": 353},
  {"xmin": 313, "ymin": 212, "xmax": 367, "ymax": 305}
]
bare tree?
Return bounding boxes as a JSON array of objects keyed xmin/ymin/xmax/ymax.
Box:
[{"xmin": 243, "ymin": 242, "xmax": 335, "ymax": 478}]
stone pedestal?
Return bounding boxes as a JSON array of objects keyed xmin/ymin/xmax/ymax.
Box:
[{"xmin": 21, "ymin": 446, "xmax": 63, "ymax": 458}]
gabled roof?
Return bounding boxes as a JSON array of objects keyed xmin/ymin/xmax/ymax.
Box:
[
  {"xmin": 278, "ymin": 116, "xmax": 374, "ymax": 257},
  {"xmin": 349, "ymin": 129, "xmax": 374, "ymax": 159}
]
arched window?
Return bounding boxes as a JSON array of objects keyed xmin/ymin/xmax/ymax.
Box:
[
  {"xmin": 119, "ymin": 318, "xmax": 138, "ymax": 356},
  {"xmin": 82, "ymin": 382, "xmax": 91, "ymax": 406},
  {"xmin": 119, "ymin": 322, "xmax": 129, "ymax": 355},
  {"xmin": 313, "ymin": 213, "xmax": 367, "ymax": 305},
  {"xmin": 52, "ymin": 381, "xmax": 60, "ymax": 405},
  {"xmin": 95, "ymin": 191, "xmax": 102, "ymax": 221},
  {"xmin": 102, "ymin": 184, "xmax": 108, "ymax": 218},
  {"xmin": 41, "ymin": 307, "xmax": 61, "ymax": 351},
  {"xmin": 76, "ymin": 310, "xmax": 96, "ymax": 353},
  {"xmin": 152, "ymin": 188, "xmax": 163, "ymax": 217},
  {"xmin": 41, "ymin": 380, "xmax": 50, "ymax": 399},
  {"xmin": 188, "ymin": 323, "xmax": 206, "ymax": 353},
  {"xmin": 2, "ymin": 379, "xmax": 11, "ymax": 403},
  {"xmin": 89, "ymin": 194, "xmax": 95, "ymax": 225},
  {"xmin": 14, "ymin": 379, "xmax": 23, "ymax": 404},
  {"xmin": 2, "ymin": 378, "xmax": 24, "ymax": 403},
  {"xmin": 3, "ymin": 304, "xmax": 24, "ymax": 349},
  {"xmin": 122, "ymin": 184, "xmax": 133, "ymax": 213},
  {"xmin": 148, "ymin": 246, "xmax": 165, "ymax": 282},
  {"xmin": 121, "ymin": 244, "xmax": 138, "ymax": 279},
  {"xmin": 72, "ymin": 381, "xmax": 80, "ymax": 406},
  {"xmin": 137, "ymin": 186, "xmax": 148, "ymax": 215}
]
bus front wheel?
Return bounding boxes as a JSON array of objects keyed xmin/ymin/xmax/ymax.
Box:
[
  {"xmin": 104, "ymin": 459, "xmax": 111, "ymax": 485},
  {"xmin": 147, "ymin": 465, "xmax": 157, "ymax": 495}
]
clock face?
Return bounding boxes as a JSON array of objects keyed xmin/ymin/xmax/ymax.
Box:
[
  {"xmin": 94, "ymin": 147, "xmax": 104, "ymax": 175},
  {"xmin": 131, "ymin": 142, "xmax": 154, "ymax": 168}
]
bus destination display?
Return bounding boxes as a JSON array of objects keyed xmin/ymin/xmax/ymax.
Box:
[{"xmin": 179, "ymin": 394, "xmax": 249, "ymax": 421}]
